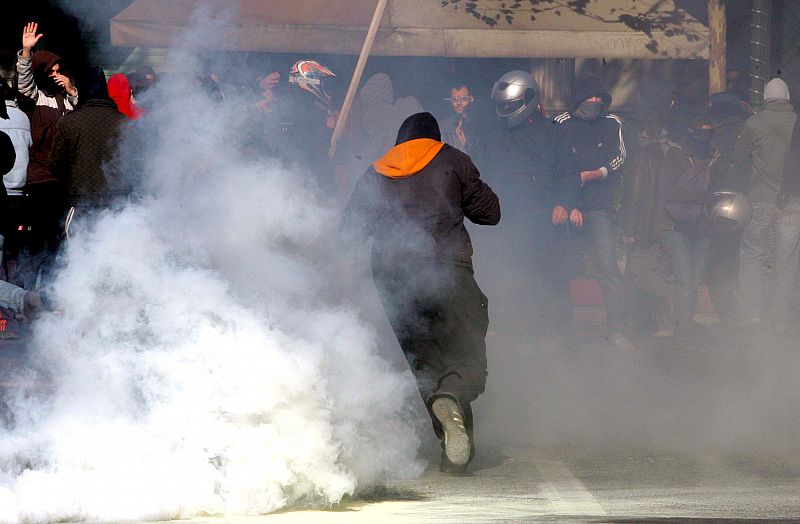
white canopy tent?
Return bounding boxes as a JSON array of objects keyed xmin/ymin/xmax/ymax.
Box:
[{"xmin": 110, "ymin": 0, "xmax": 709, "ymax": 60}]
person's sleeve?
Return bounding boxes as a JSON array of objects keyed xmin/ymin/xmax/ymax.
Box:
[
  {"xmin": 0, "ymin": 280, "xmax": 27, "ymax": 313},
  {"xmin": 461, "ymin": 157, "xmax": 500, "ymax": 225},
  {"xmin": 661, "ymin": 146, "xmax": 692, "ymax": 203},
  {"xmin": 779, "ymin": 120, "xmax": 800, "ymax": 208},
  {"xmin": 620, "ymin": 157, "xmax": 641, "ymax": 237},
  {"xmin": 67, "ymin": 90, "xmax": 78, "ymax": 107},
  {"xmin": 599, "ymin": 114, "xmax": 627, "ymax": 177},
  {"xmin": 729, "ymin": 120, "xmax": 755, "ymax": 192},
  {"xmin": 15, "ymin": 51, "xmax": 38, "ymax": 101},
  {"xmin": 338, "ymin": 171, "xmax": 377, "ymax": 250},
  {"xmin": 553, "ymin": 120, "xmax": 581, "ymax": 209}
]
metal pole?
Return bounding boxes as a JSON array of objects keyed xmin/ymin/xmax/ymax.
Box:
[
  {"xmin": 329, "ymin": 0, "xmax": 389, "ymax": 160},
  {"xmin": 750, "ymin": 0, "xmax": 771, "ymax": 104}
]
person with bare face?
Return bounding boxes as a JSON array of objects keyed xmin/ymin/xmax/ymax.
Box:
[{"xmin": 441, "ymin": 83, "xmax": 474, "ymax": 153}]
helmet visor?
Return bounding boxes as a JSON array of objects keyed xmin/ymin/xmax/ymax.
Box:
[{"xmin": 496, "ymin": 98, "xmax": 525, "ymax": 117}]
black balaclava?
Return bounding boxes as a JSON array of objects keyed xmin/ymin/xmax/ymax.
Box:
[
  {"xmin": 395, "ymin": 112, "xmax": 441, "ymax": 145},
  {"xmin": 574, "ymin": 98, "xmax": 604, "ymax": 121},
  {"xmin": 0, "ymin": 131, "xmax": 16, "ymax": 175}
]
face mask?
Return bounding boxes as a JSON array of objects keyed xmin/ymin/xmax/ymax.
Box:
[
  {"xmin": 574, "ymin": 99, "xmax": 603, "ymax": 120},
  {"xmin": 686, "ymin": 127, "xmax": 714, "ymax": 158}
]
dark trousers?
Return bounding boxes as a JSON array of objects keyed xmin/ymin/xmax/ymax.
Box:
[
  {"xmin": 662, "ymin": 229, "xmax": 711, "ymax": 335},
  {"xmin": 372, "ymin": 262, "xmax": 489, "ymax": 439},
  {"xmin": 16, "ymin": 182, "xmax": 67, "ymax": 289},
  {"xmin": 583, "ymin": 209, "xmax": 628, "ymax": 335},
  {"xmin": 705, "ymin": 231, "xmax": 742, "ymax": 323}
]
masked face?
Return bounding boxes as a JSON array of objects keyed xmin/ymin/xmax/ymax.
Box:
[
  {"xmin": 686, "ymin": 125, "xmax": 715, "ymax": 158},
  {"xmin": 574, "ymin": 97, "xmax": 604, "ymax": 121}
]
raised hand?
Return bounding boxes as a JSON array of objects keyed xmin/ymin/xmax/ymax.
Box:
[{"xmin": 22, "ymin": 22, "xmax": 44, "ymax": 56}]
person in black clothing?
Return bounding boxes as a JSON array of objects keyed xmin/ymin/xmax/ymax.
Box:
[
  {"xmin": 473, "ymin": 70, "xmax": 569, "ymax": 340},
  {"xmin": 49, "ymin": 67, "xmax": 129, "ymax": 215},
  {"xmin": 553, "ymin": 74, "xmax": 632, "ymax": 351},
  {"xmin": 705, "ymin": 92, "xmax": 749, "ymax": 325},
  {"xmin": 341, "ymin": 112, "xmax": 500, "ymax": 474}
]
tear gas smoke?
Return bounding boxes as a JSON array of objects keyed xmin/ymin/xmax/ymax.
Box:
[{"xmin": 0, "ymin": 9, "xmax": 423, "ymax": 523}]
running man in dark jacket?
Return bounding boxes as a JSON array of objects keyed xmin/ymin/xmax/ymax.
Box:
[
  {"xmin": 341, "ymin": 112, "xmax": 500, "ymax": 474},
  {"xmin": 553, "ymin": 74, "xmax": 631, "ymax": 351}
]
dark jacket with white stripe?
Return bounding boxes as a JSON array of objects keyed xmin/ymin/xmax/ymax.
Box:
[{"xmin": 553, "ymin": 75, "xmax": 626, "ymax": 211}]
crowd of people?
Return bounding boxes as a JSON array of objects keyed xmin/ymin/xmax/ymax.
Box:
[
  {"xmin": 2, "ymin": 19, "xmax": 800, "ymax": 471},
  {"xmin": 434, "ymin": 69, "xmax": 800, "ymax": 350}
]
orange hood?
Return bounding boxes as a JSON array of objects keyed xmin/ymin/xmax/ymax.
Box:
[{"xmin": 372, "ymin": 138, "xmax": 445, "ymax": 178}]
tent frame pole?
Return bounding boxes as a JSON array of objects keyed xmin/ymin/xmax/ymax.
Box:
[{"xmin": 329, "ymin": 0, "xmax": 389, "ymax": 160}]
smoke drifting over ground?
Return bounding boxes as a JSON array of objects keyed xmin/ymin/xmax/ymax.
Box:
[{"xmin": 0, "ymin": 9, "xmax": 423, "ymax": 523}]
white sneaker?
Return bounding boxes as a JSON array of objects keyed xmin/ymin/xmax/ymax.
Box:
[
  {"xmin": 610, "ymin": 333, "xmax": 637, "ymax": 352},
  {"xmin": 431, "ymin": 396, "xmax": 470, "ymax": 467}
]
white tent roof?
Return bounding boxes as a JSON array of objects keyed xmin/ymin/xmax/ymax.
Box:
[{"xmin": 110, "ymin": 0, "xmax": 709, "ymax": 59}]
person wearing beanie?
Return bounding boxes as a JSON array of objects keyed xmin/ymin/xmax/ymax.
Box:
[
  {"xmin": 732, "ymin": 77, "xmax": 798, "ymax": 328},
  {"xmin": 340, "ymin": 112, "xmax": 500, "ymax": 474},
  {"xmin": 553, "ymin": 74, "xmax": 633, "ymax": 352}
]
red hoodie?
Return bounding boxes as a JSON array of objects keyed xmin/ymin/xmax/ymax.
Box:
[{"xmin": 108, "ymin": 74, "xmax": 143, "ymax": 120}]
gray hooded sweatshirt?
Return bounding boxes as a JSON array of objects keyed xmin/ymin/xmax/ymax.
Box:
[{"xmin": 733, "ymin": 78, "xmax": 797, "ymax": 203}]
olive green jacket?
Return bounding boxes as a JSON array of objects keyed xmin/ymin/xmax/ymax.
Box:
[{"xmin": 732, "ymin": 98, "xmax": 797, "ymax": 203}]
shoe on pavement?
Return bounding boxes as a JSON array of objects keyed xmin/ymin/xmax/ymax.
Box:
[
  {"xmin": 738, "ymin": 316, "xmax": 762, "ymax": 328},
  {"xmin": 431, "ymin": 396, "xmax": 471, "ymax": 467},
  {"xmin": 610, "ymin": 333, "xmax": 637, "ymax": 352}
]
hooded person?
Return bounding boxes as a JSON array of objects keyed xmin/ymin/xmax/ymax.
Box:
[
  {"xmin": 16, "ymin": 23, "xmax": 78, "ymax": 289},
  {"xmin": 552, "ymin": 74, "xmax": 633, "ymax": 351},
  {"xmin": 340, "ymin": 112, "xmax": 500, "ymax": 474},
  {"xmin": 732, "ymin": 77, "xmax": 799, "ymax": 327},
  {"xmin": 659, "ymin": 116, "xmax": 719, "ymax": 342},
  {"xmin": 0, "ymin": 130, "xmax": 51, "ymax": 319},
  {"xmin": 352, "ymin": 73, "xmax": 423, "ymax": 174},
  {"xmin": 704, "ymin": 91, "xmax": 750, "ymax": 325},
  {"xmin": 49, "ymin": 66, "xmax": 129, "ymax": 213},
  {"xmin": 108, "ymin": 73, "xmax": 143, "ymax": 120}
]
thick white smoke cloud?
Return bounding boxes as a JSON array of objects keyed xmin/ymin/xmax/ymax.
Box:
[{"xmin": 0, "ymin": 8, "xmax": 424, "ymax": 522}]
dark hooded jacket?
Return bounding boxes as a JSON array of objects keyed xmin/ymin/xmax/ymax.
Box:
[
  {"xmin": 621, "ymin": 130, "xmax": 673, "ymax": 247},
  {"xmin": 471, "ymin": 112, "xmax": 558, "ymax": 213},
  {"xmin": 16, "ymin": 50, "xmax": 77, "ymax": 186},
  {"xmin": 341, "ymin": 112, "xmax": 500, "ymax": 270},
  {"xmin": 553, "ymin": 74, "xmax": 626, "ymax": 210},
  {"xmin": 49, "ymin": 67, "xmax": 128, "ymax": 207}
]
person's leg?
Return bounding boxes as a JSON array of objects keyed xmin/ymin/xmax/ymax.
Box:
[
  {"xmin": 705, "ymin": 232, "xmax": 741, "ymax": 324},
  {"xmin": 774, "ymin": 196, "xmax": 800, "ymax": 327},
  {"xmin": 687, "ymin": 234, "xmax": 712, "ymax": 329},
  {"xmin": 738, "ymin": 203, "xmax": 777, "ymax": 323},
  {"xmin": 583, "ymin": 210, "xmax": 628, "ymax": 339},
  {"xmin": 430, "ymin": 266, "xmax": 489, "ymax": 471},
  {"xmin": 662, "ymin": 229, "xmax": 694, "ymax": 336}
]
